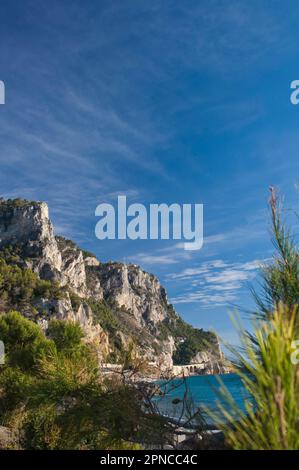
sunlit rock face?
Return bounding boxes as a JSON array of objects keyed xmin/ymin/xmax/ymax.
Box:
[
  {"xmin": 55, "ymin": 236, "xmax": 87, "ymax": 295},
  {"xmin": 0, "ymin": 199, "xmax": 87, "ymax": 295},
  {"xmin": 0, "ymin": 199, "xmax": 62, "ymax": 271},
  {"xmin": 96, "ymin": 263, "xmax": 168, "ymax": 326}
]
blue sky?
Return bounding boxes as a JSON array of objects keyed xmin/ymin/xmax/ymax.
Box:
[{"xmin": 1, "ymin": 0, "xmax": 299, "ymax": 346}]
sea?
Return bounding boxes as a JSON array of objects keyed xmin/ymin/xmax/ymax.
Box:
[{"xmin": 155, "ymin": 373, "xmax": 251, "ymax": 428}]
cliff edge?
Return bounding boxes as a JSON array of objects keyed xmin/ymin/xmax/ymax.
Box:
[{"xmin": 0, "ymin": 197, "xmax": 228, "ymax": 375}]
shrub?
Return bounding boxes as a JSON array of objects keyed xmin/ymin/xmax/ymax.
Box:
[
  {"xmin": 0, "ymin": 312, "xmax": 171, "ymax": 449},
  {"xmin": 0, "ymin": 311, "xmax": 55, "ymax": 370},
  {"xmin": 47, "ymin": 319, "xmax": 84, "ymax": 354},
  {"xmin": 0, "ymin": 256, "xmax": 64, "ymax": 315}
]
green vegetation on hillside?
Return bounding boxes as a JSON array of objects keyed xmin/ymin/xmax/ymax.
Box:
[
  {"xmin": 56, "ymin": 236, "xmax": 97, "ymax": 260},
  {"xmin": 0, "ymin": 245, "xmax": 216, "ymax": 365},
  {"xmin": 86, "ymin": 298, "xmax": 145, "ymax": 363},
  {"xmin": 0, "ymin": 255, "xmax": 64, "ymax": 315},
  {"xmin": 173, "ymin": 319, "xmax": 218, "ymax": 365},
  {"xmin": 87, "ymin": 298, "xmax": 120, "ymax": 334},
  {"xmin": 158, "ymin": 305, "xmax": 218, "ymax": 364},
  {"xmin": 0, "ymin": 198, "xmax": 35, "ymax": 209}
]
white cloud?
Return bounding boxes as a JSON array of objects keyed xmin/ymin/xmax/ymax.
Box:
[
  {"xmin": 131, "ymin": 242, "xmax": 194, "ymax": 266},
  {"xmin": 205, "ymin": 269, "xmax": 253, "ymax": 284},
  {"xmin": 131, "ymin": 253, "xmax": 179, "ymax": 265},
  {"xmin": 172, "ymin": 290, "xmax": 238, "ymax": 307},
  {"xmin": 170, "ymin": 258, "xmax": 263, "ymax": 308}
]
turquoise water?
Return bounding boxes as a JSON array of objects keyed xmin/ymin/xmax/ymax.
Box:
[{"xmin": 155, "ymin": 373, "xmax": 251, "ymax": 427}]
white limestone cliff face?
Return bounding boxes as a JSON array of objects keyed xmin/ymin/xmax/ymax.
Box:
[
  {"xmin": 95, "ymin": 263, "xmax": 169, "ymax": 326},
  {"xmin": 0, "ymin": 199, "xmax": 62, "ymax": 273},
  {"xmin": 0, "ymin": 198, "xmax": 227, "ymax": 374},
  {"xmin": 56, "ymin": 237, "xmax": 87, "ymax": 295},
  {"xmin": 154, "ymin": 336, "xmax": 175, "ymax": 371},
  {"xmin": 83, "ymin": 262, "xmax": 184, "ymax": 369},
  {"xmin": 34, "ymin": 293, "xmax": 110, "ymax": 358},
  {"xmin": 0, "ymin": 200, "xmax": 172, "ymax": 334},
  {"xmin": 0, "ymin": 199, "xmax": 87, "ymax": 295}
]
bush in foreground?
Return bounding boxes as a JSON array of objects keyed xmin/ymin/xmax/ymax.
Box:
[
  {"xmin": 213, "ymin": 307, "xmax": 299, "ymax": 449},
  {"xmin": 0, "ymin": 311, "xmax": 171, "ymax": 449}
]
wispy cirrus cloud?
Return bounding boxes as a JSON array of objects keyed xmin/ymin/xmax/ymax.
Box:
[
  {"xmin": 169, "ymin": 258, "xmax": 264, "ymax": 308},
  {"xmin": 0, "ymin": 0, "xmax": 296, "ymax": 336},
  {"xmin": 173, "ymin": 290, "xmax": 238, "ymax": 307}
]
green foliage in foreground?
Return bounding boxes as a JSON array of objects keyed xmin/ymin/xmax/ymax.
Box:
[
  {"xmin": 0, "ymin": 311, "xmax": 55, "ymax": 370},
  {"xmin": 0, "ymin": 311, "xmax": 171, "ymax": 449},
  {"xmin": 252, "ymin": 188, "xmax": 299, "ymax": 321},
  {"xmin": 213, "ymin": 308, "xmax": 299, "ymax": 450},
  {"xmin": 47, "ymin": 319, "xmax": 84, "ymax": 353},
  {"xmin": 214, "ymin": 191, "xmax": 299, "ymax": 450}
]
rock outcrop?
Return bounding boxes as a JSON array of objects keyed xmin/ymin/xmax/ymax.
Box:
[
  {"xmin": 173, "ymin": 346, "xmax": 231, "ymax": 376},
  {"xmin": 0, "ymin": 198, "xmax": 62, "ymax": 273},
  {"xmin": 0, "ymin": 198, "xmax": 228, "ymax": 374},
  {"xmin": 0, "ymin": 198, "xmax": 87, "ymax": 295},
  {"xmin": 96, "ymin": 263, "xmax": 168, "ymax": 325}
]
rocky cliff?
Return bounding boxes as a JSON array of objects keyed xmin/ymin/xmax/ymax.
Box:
[{"xmin": 0, "ymin": 197, "xmax": 227, "ymax": 374}]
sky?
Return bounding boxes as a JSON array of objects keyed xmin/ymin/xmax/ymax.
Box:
[{"xmin": 1, "ymin": 0, "xmax": 299, "ymax": 346}]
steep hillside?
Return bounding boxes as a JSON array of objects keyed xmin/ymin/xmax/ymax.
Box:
[{"xmin": 0, "ymin": 197, "xmax": 226, "ymax": 374}]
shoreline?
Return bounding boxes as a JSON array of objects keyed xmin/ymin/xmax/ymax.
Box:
[{"xmin": 101, "ymin": 362, "xmax": 233, "ymax": 381}]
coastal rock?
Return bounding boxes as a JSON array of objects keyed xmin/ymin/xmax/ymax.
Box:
[
  {"xmin": 0, "ymin": 199, "xmax": 87, "ymax": 295},
  {"xmin": 0, "ymin": 197, "xmax": 227, "ymax": 374},
  {"xmin": 96, "ymin": 263, "xmax": 168, "ymax": 326},
  {"xmin": 56, "ymin": 236, "xmax": 87, "ymax": 295},
  {"xmin": 33, "ymin": 293, "xmax": 110, "ymax": 357},
  {"xmin": 84, "ymin": 256, "xmax": 100, "ymax": 267},
  {"xmin": 0, "ymin": 199, "xmax": 62, "ymax": 274}
]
